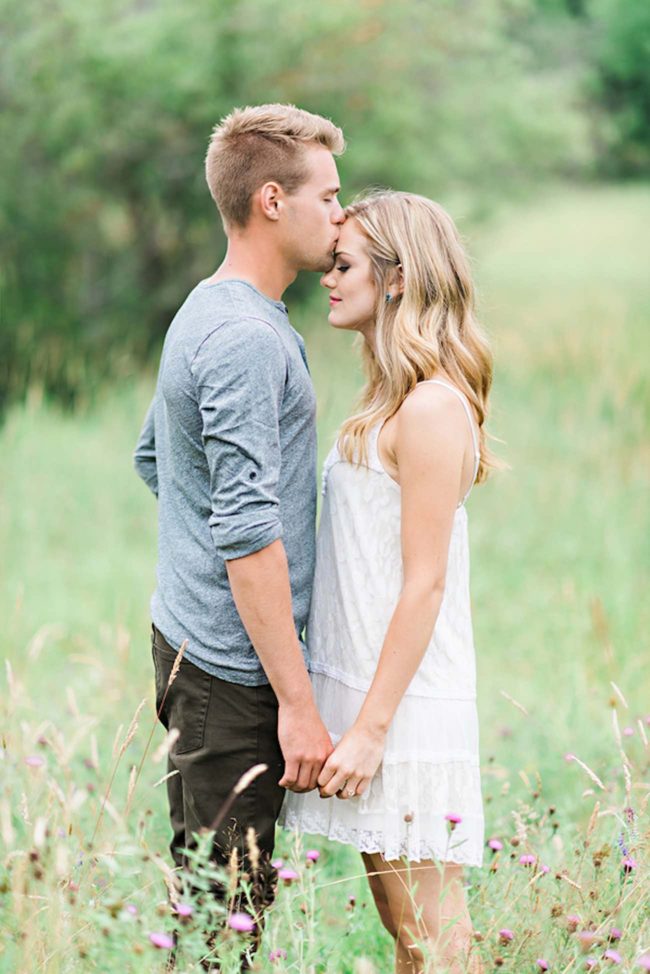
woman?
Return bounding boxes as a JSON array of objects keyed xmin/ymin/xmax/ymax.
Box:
[{"xmin": 280, "ymin": 190, "xmax": 494, "ymax": 973}]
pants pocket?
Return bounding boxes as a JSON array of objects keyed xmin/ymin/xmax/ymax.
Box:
[{"xmin": 152, "ymin": 640, "xmax": 212, "ymax": 754}]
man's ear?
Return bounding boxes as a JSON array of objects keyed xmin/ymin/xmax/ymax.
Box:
[{"xmin": 258, "ymin": 181, "xmax": 283, "ymax": 221}]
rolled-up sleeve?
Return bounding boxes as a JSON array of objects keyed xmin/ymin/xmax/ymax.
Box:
[
  {"xmin": 191, "ymin": 317, "xmax": 287, "ymax": 561},
  {"xmin": 133, "ymin": 397, "xmax": 159, "ymax": 497}
]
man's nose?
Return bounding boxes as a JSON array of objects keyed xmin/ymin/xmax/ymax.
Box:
[{"xmin": 332, "ymin": 201, "xmax": 345, "ymax": 224}]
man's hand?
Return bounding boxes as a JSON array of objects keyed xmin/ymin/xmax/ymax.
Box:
[
  {"xmin": 278, "ymin": 702, "xmax": 334, "ymax": 793},
  {"xmin": 317, "ymin": 723, "xmax": 385, "ymax": 800}
]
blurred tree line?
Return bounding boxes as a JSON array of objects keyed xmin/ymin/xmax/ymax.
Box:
[{"xmin": 1, "ymin": 0, "xmax": 648, "ymax": 411}]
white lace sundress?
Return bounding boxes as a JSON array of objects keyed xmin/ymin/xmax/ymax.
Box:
[{"xmin": 279, "ymin": 380, "xmax": 484, "ymax": 865}]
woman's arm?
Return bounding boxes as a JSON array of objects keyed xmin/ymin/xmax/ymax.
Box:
[{"xmin": 317, "ymin": 385, "xmax": 469, "ymax": 799}]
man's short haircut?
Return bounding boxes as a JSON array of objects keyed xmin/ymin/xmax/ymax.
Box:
[{"xmin": 205, "ymin": 103, "xmax": 345, "ymax": 229}]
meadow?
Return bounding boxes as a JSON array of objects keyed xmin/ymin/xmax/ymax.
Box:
[{"xmin": 1, "ymin": 184, "xmax": 648, "ymax": 972}]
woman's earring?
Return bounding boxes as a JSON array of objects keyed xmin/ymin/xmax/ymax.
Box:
[{"xmin": 385, "ymin": 293, "xmax": 392, "ymax": 303}]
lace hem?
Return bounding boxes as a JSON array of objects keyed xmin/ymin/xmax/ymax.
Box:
[{"xmin": 280, "ymin": 806, "xmax": 484, "ymax": 866}]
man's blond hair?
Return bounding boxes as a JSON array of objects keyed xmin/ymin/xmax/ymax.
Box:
[{"xmin": 205, "ymin": 103, "xmax": 345, "ymax": 229}]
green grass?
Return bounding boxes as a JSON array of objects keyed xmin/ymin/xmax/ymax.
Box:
[{"xmin": 1, "ymin": 184, "xmax": 649, "ymax": 972}]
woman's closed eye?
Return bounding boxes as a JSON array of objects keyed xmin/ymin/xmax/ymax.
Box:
[{"xmin": 336, "ymin": 264, "xmax": 350, "ymax": 273}]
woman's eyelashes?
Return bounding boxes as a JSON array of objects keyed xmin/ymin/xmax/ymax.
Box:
[{"xmin": 336, "ymin": 264, "xmax": 350, "ymax": 273}]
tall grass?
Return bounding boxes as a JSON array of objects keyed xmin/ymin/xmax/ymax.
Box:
[{"xmin": 0, "ymin": 185, "xmax": 648, "ymax": 971}]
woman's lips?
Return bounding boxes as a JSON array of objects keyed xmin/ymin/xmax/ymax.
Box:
[{"xmin": 329, "ymin": 297, "xmax": 342, "ymax": 306}]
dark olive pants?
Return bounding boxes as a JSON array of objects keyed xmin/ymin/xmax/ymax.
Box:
[{"xmin": 151, "ymin": 625, "xmax": 286, "ymax": 945}]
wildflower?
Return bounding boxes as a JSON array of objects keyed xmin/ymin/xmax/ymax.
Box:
[
  {"xmin": 540, "ymin": 864, "xmax": 550, "ymax": 874},
  {"xmin": 488, "ymin": 838, "xmax": 503, "ymax": 852},
  {"xmin": 270, "ymin": 948, "xmax": 288, "ymax": 963},
  {"xmin": 25, "ymin": 755, "xmax": 45, "ymax": 768},
  {"xmin": 537, "ymin": 961, "xmax": 550, "ymax": 971},
  {"xmin": 519, "ymin": 854, "xmax": 536, "ymax": 866},
  {"xmin": 622, "ymin": 726, "xmax": 634, "ymax": 737},
  {"xmin": 567, "ymin": 914, "xmax": 581, "ymax": 932},
  {"xmin": 173, "ymin": 903, "xmax": 193, "ymax": 918},
  {"xmin": 603, "ymin": 949, "xmax": 622, "ymax": 964},
  {"xmin": 608, "ymin": 928, "xmax": 622, "ymax": 942},
  {"xmin": 404, "ymin": 811, "xmax": 414, "ymax": 823},
  {"xmin": 278, "ymin": 867, "xmax": 298, "ymax": 884},
  {"xmin": 578, "ymin": 931, "xmax": 600, "ymax": 952},
  {"xmin": 228, "ymin": 912, "xmax": 255, "ymax": 933},
  {"xmin": 636, "ymin": 956, "xmax": 650, "ymax": 971},
  {"xmin": 622, "ymin": 856, "xmax": 637, "ymax": 873},
  {"xmin": 306, "ymin": 849, "xmax": 320, "ymax": 862},
  {"xmin": 125, "ymin": 904, "xmax": 138, "ymax": 916},
  {"xmin": 564, "ymin": 753, "xmax": 576, "ymax": 762},
  {"xmin": 445, "ymin": 813, "xmax": 462, "ymax": 827},
  {"xmin": 498, "ymin": 928, "xmax": 514, "ymax": 944},
  {"xmin": 584, "ymin": 961, "xmax": 597, "ymax": 971},
  {"xmin": 271, "ymin": 858, "xmax": 284, "ymax": 869},
  {"xmin": 148, "ymin": 932, "xmax": 175, "ymax": 950}
]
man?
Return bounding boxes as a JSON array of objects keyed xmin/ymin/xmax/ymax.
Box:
[{"xmin": 134, "ymin": 104, "xmax": 345, "ymax": 957}]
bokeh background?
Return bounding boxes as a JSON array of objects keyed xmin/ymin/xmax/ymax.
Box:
[{"xmin": 1, "ymin": 1, "xmax": 649, "ymax": 970}]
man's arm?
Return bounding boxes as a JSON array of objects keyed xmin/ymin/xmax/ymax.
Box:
[
  {"xmin": 133, "ymin": 398, "xmax": 158, "ymax": 497},
  {"xmin": 192, "ymin": 318, "xmax": 332, "ymax": 793}
]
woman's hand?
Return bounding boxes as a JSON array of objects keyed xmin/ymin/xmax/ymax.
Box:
[{"xmin": 317, "ymin": 723, "xmax": 386, "ymax": 800}]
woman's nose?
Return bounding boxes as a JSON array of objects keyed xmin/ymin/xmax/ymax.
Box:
[{"xmin": 320, "ymin": 272, "xmax": 335, "ymax": 289}]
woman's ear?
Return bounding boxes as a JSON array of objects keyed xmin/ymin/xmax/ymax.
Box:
[{"xmin": 387, "ymin": 263, "xmax": 404, "ymax": 298}]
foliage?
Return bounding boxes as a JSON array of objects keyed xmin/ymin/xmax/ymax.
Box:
[{"xmin": 0, "ymin": 0, "xmax": 599, "ymax": 410}]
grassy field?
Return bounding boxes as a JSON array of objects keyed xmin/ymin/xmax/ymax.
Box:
[{"xmin": 1, "ymin": 184, "xmax": 648, "ymax": 972}]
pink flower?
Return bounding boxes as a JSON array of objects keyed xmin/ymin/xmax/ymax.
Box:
[
  {"xmin": 519, "ymin": 854, "xmax": 536, "ymax": 866},
  {"xmin": 173, "ymin": 902, "xmax": 193, "ymax": 918},
  {"xmin": 636, "ymin": 955, "xmax": 650, "ymax": 970},
  {"xmin": 306, "ymin": 849, "xmax": 320, "ymax": 862},
  {"xmin": 564, "ymin": 752, "xmax": 576, "ymax": 762},
  {"xmin": 604, "ymin": 949, "xmax": 623, "ymax": 964},
  {"xmin": 25, "ymin": 755, "xmax": 45, "ymax": 768},
  {"xmin": 536, "ymin": 961, "xmax": 550, "ymax": 971},
  {"xmin": 585, "ymin": 961, "xmax": 597, "ymax": 971},
  {"xmin": 228, "ymin": 912, "xmax": 255, "ymax": 933},
  {"xmin": 498, "ymin": 928, "xmax": 514, "ymax": 944},
  {"xmin": 567, "ymin": 914, "xmax": 581, "ymax": 932},
  {"xmin": 622, "ymin": 856, "xmax": 637, "ymax": 873},
  {"xmin": 445, "ymin": 813, "xmax": 462, "ymax": 824},
  {"xmin": 125, "ymin": 904, "xmax": 138, "ymax": 916},
  {"xmin": 278, "ymin": 867, "xmax": 298, "ymax": 884},
  {"xmin": 271, "ymin": 858, "xmax": 284, "ymax": 869},
  {"xmin": 270, "ymin": 948, "xmax": 288, "ymax": 963},
  {"xmin": 608, "ymin": 928, "xmax": 622, "ymax": 942},
  {"xmin": 623, "ymin": 726, "xmax": 634, "ymax": 737},
  {"xmin": 488, "ymin": 838, "xmax": 503, "ymax": 851},
  {"xmin": 540, "ymin": 863, "xmax": 550, "ymax": 874},
  {"xmin": 148, "ymin": 932, "xmax": 175, "ymax": 950}
]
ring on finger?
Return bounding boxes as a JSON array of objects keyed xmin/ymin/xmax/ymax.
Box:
[{"xmin": 345, "ymin": 787, "xmax": 355, "ymax": 797}]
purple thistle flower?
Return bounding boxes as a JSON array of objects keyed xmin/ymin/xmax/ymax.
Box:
[
  {"xmin": 173, "ymin": 902, "xmax": 193, "ymax": 918},
  {"xmin": 536, "ymin": 961, "xmax": 550, "ymax": 971},
  {"xmin": 519, "ymin": 854, "xmax": 536, "ymax": 866},
  {"xmin": 608, "ymin": 928, "xmax": 622, "ymax": 942},
  {"xmin": 488, "ymin": 838, "xmax": 503, "ymax": 851},
  {"xmin": 228, "ymin": 912, "xmax": 255, "ymax": 933},
  {"xmin": 566, "ymin": 914, "xmax": 581, "ymax": 931},
  {"xmin": 270, "ymin": 947, "xmax": 288, "ymax": 963},
  {"xmin": 622, "ymin": 856, "xmax": 637, "ymax": 873},
  {"xmin": 636, "ymin": 955, "xmax": 650, "ymax": 970},
  {"xmin": 148, "ymin": 932, "xmax": 175, "ymax": 950},
  {"xmin": 278, "ymin": 867, "xmax": 298, "ymax": 884},
  {"xmin": 584, "ymin": 961, "xmax": 597, "ymax": 971},
  {"xmin": 271, "ymin": 858, "xmax": 284, "ymax": 869},
  {"xmin": 25, "ymin": 755, "xmax": 45, "ymax": 768},
  {"xmin": 445, "ymin": 813, "xmax": 462, "ymax": 824},
  {"xmin": 498, "ymin": 928, "xmax": 514, "ymax": 943},
  {"xmin": 540, "ymin": 863, "xmax": 550, "ymax": 874},
  {"xmin": 306, "ymin": 849, "xmax": 320, "ymax": 862},
  {"xmin": 604, "ymin": 949, "xmax": 623, "ymax": 964}
]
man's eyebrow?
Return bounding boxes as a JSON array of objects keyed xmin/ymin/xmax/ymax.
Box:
[{"xmin": 324, "ymin": 186, "xmax": 341, "ymax": 195}]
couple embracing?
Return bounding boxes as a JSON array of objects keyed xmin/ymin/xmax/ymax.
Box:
[{"xmin": 135, "ymin": 103, "xmax": 493, "ymax": 973}]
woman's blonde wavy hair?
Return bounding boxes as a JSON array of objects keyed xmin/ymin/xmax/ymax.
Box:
[{"xmin": 338, "ymin": 190, "xmax": 497, "ymax": 483}]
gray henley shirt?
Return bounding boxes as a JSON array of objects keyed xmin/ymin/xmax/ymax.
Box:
[{"xmin": 134, "ymin": 279, "xmax": 317, "ymax": 686}]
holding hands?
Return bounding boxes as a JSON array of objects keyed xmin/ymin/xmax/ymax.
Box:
[{"xmin": 317, "ymin": 722, "xmax": 386, "ymax": 800}]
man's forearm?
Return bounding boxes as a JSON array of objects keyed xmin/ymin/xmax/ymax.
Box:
[{"xmin": 226, "ymin": 539, "xmax": 315, "ymax": 708}]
